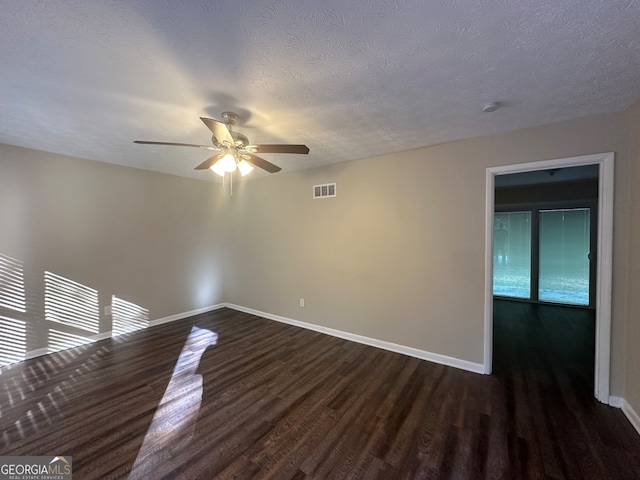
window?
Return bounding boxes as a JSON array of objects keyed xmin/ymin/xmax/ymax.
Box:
[
  {"xmin": 493, "ymin": 212, "xmax": 531, "ymax": 299},
  {"xmin": 539, "ymin": 208, "xmax": 590, "ymax": 305}
]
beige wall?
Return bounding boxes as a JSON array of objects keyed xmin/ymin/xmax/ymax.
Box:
[
  {"xmin": 0, "ymin": 144, "xmax": 226, "ymax": 355},
  {"xmin": 225, "ymin": 110, "xmax": 631, "ymax": 394},
  {"xmin": 2, "ymin": 106, "xmax": 637, "ymax": 403},
  {"xmin": 626, "ymin": 98, "xmax": 640, "ymax": 413}
]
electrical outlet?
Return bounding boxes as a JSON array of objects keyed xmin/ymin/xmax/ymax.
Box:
[
  {"xmin": 104, "ymin": 305, "xmax": 112, "ymax": 316},
  {"xmin": 299, "ymin": 298, "xmax": 305, "ymax": 308}
]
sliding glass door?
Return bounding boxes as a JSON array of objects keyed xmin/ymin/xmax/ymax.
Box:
[
  {"xmin": 539, "ymin": 208, "xmax": 591, "ymax": 305},
  {"xmin": 493, "ymin": 207, "xmax": 593, "ymax": 306},
  {"xmin": 493, "ymin": 212, "xmax": 531, "ymax": 299}
]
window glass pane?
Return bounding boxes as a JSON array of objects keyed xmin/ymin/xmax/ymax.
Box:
[
  {"xmin": 539, "ymin": 208, "xmax": 590, "ymax": 305},
  {"xmin": 493, "ymin": 212, "xmax": 531, "ymax": 298}
]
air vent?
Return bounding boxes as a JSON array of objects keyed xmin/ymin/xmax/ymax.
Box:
[{"xmin": 313, "ymin": 183, "xmax": 336, "ymax": 199}]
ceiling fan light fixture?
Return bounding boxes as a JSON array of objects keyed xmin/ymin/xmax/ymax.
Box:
[
  {"xmin": 237, "ymin": 159, "xmax": 254, "ymax": 176},
  {"xmin": 210, "ymin": 157, "xmax": 227, "ymax": 176},
  {"xmin": 221, "ymin": 153, "xmax": 237, "ymax": 172}
]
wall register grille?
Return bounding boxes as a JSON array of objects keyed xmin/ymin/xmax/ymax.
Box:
[{"xmin": 313, "ymin": 183, "xmax": 337, "ymax": 199}]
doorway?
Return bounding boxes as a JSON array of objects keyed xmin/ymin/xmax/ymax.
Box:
[
  {"xmin": 484, "ymin": 152, "xmax": 614, "ymax": 403},
  {"xmin": 492, "ymin": 299, "xmax": 596, "ymax": 396}
]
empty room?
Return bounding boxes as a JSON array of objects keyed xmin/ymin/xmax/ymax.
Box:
[{"xmin": 1, "ymin": 1, "xmax": 640, "ymax": 479}]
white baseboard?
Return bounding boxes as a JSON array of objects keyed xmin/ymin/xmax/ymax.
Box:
[
  {"xmin": 24, "ymin": 347, "xmax": 48, "ymax": 360},
  {"xmin": 150, "ymin": 303, "xmax": 225, "ymax": 327},
  {"xmin": 224, "ymin": 303, "xmax": 485, "ymax": 374},
  {"xmin": 622, "ymin": 400, "xmax": 640, "ymax": 436},
  {"xmin": 608, "ymin": 395, "xmax": 624, "ymax": 408},
  {"xmin": 607, "ymin": 396, "xmax": 640, "ymax": 436},
  {"xmin": 23, "ymin": 331, "xmax": 113, "ymax": 362}
]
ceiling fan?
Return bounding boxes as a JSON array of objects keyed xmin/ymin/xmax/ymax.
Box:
[{"xmin": 134, "ymin": 111, "xmax": 309, "ymax": 176}]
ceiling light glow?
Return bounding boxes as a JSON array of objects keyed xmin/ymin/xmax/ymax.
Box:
[{"xmin": 237, "ymin": 159, "xmax": 254, "ymax": 176}]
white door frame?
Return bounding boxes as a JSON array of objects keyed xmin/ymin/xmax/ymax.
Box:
[{"xmin": 484, "ymin": 152, "xmax": 614, "ymax": 403}]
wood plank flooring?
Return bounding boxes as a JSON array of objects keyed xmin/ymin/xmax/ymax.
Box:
[{"xmin": 0, "ymin": 305, "xmax": 638, "ymax": 479}]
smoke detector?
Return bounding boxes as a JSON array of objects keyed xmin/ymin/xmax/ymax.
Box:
[{"xmin": 482, "ymin": 102, "xmax": 500, "ymax": 113}]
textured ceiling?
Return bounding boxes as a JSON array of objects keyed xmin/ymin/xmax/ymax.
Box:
[{"xmin": 1, "ymin": 0, "xmax": 640, "ymax": 181}]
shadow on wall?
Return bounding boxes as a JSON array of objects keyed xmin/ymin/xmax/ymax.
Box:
[{"xmin": 0, "ymin": 252, "xmax": 149, "ymax": 367}]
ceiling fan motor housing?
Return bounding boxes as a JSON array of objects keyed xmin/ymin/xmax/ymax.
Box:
[{"xmin": 211, "ymin": 131, "xmax": 248, "ymax": 149}]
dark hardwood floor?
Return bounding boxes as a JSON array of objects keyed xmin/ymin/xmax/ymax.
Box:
[{"xmin": 0, "ymin": 305, "xmax": 638, "ymax": 479}]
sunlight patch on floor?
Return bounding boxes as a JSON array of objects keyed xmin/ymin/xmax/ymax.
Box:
[{"xmin": 128, "ymin": 326, "xmax": 218, "ymax": 479}]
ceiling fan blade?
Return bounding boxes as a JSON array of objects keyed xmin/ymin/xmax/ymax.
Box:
[
  {"xmin": 200, "ymin": 117, "xmax": 234, "ymax": 145},
  {"xmin": 134, "ymin": 140, "xmax": 218, "ymax": 150},
  {"xmin": 243, "ymin": 153, "xmax": 282, "ymax": 173},
  {"xmin": 249, "ymin": 144, "xmax": 310, "ymax": 154},
  {"xmin": 194, "ymin": 154, "xmax": 222, "ymax": 170}
]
